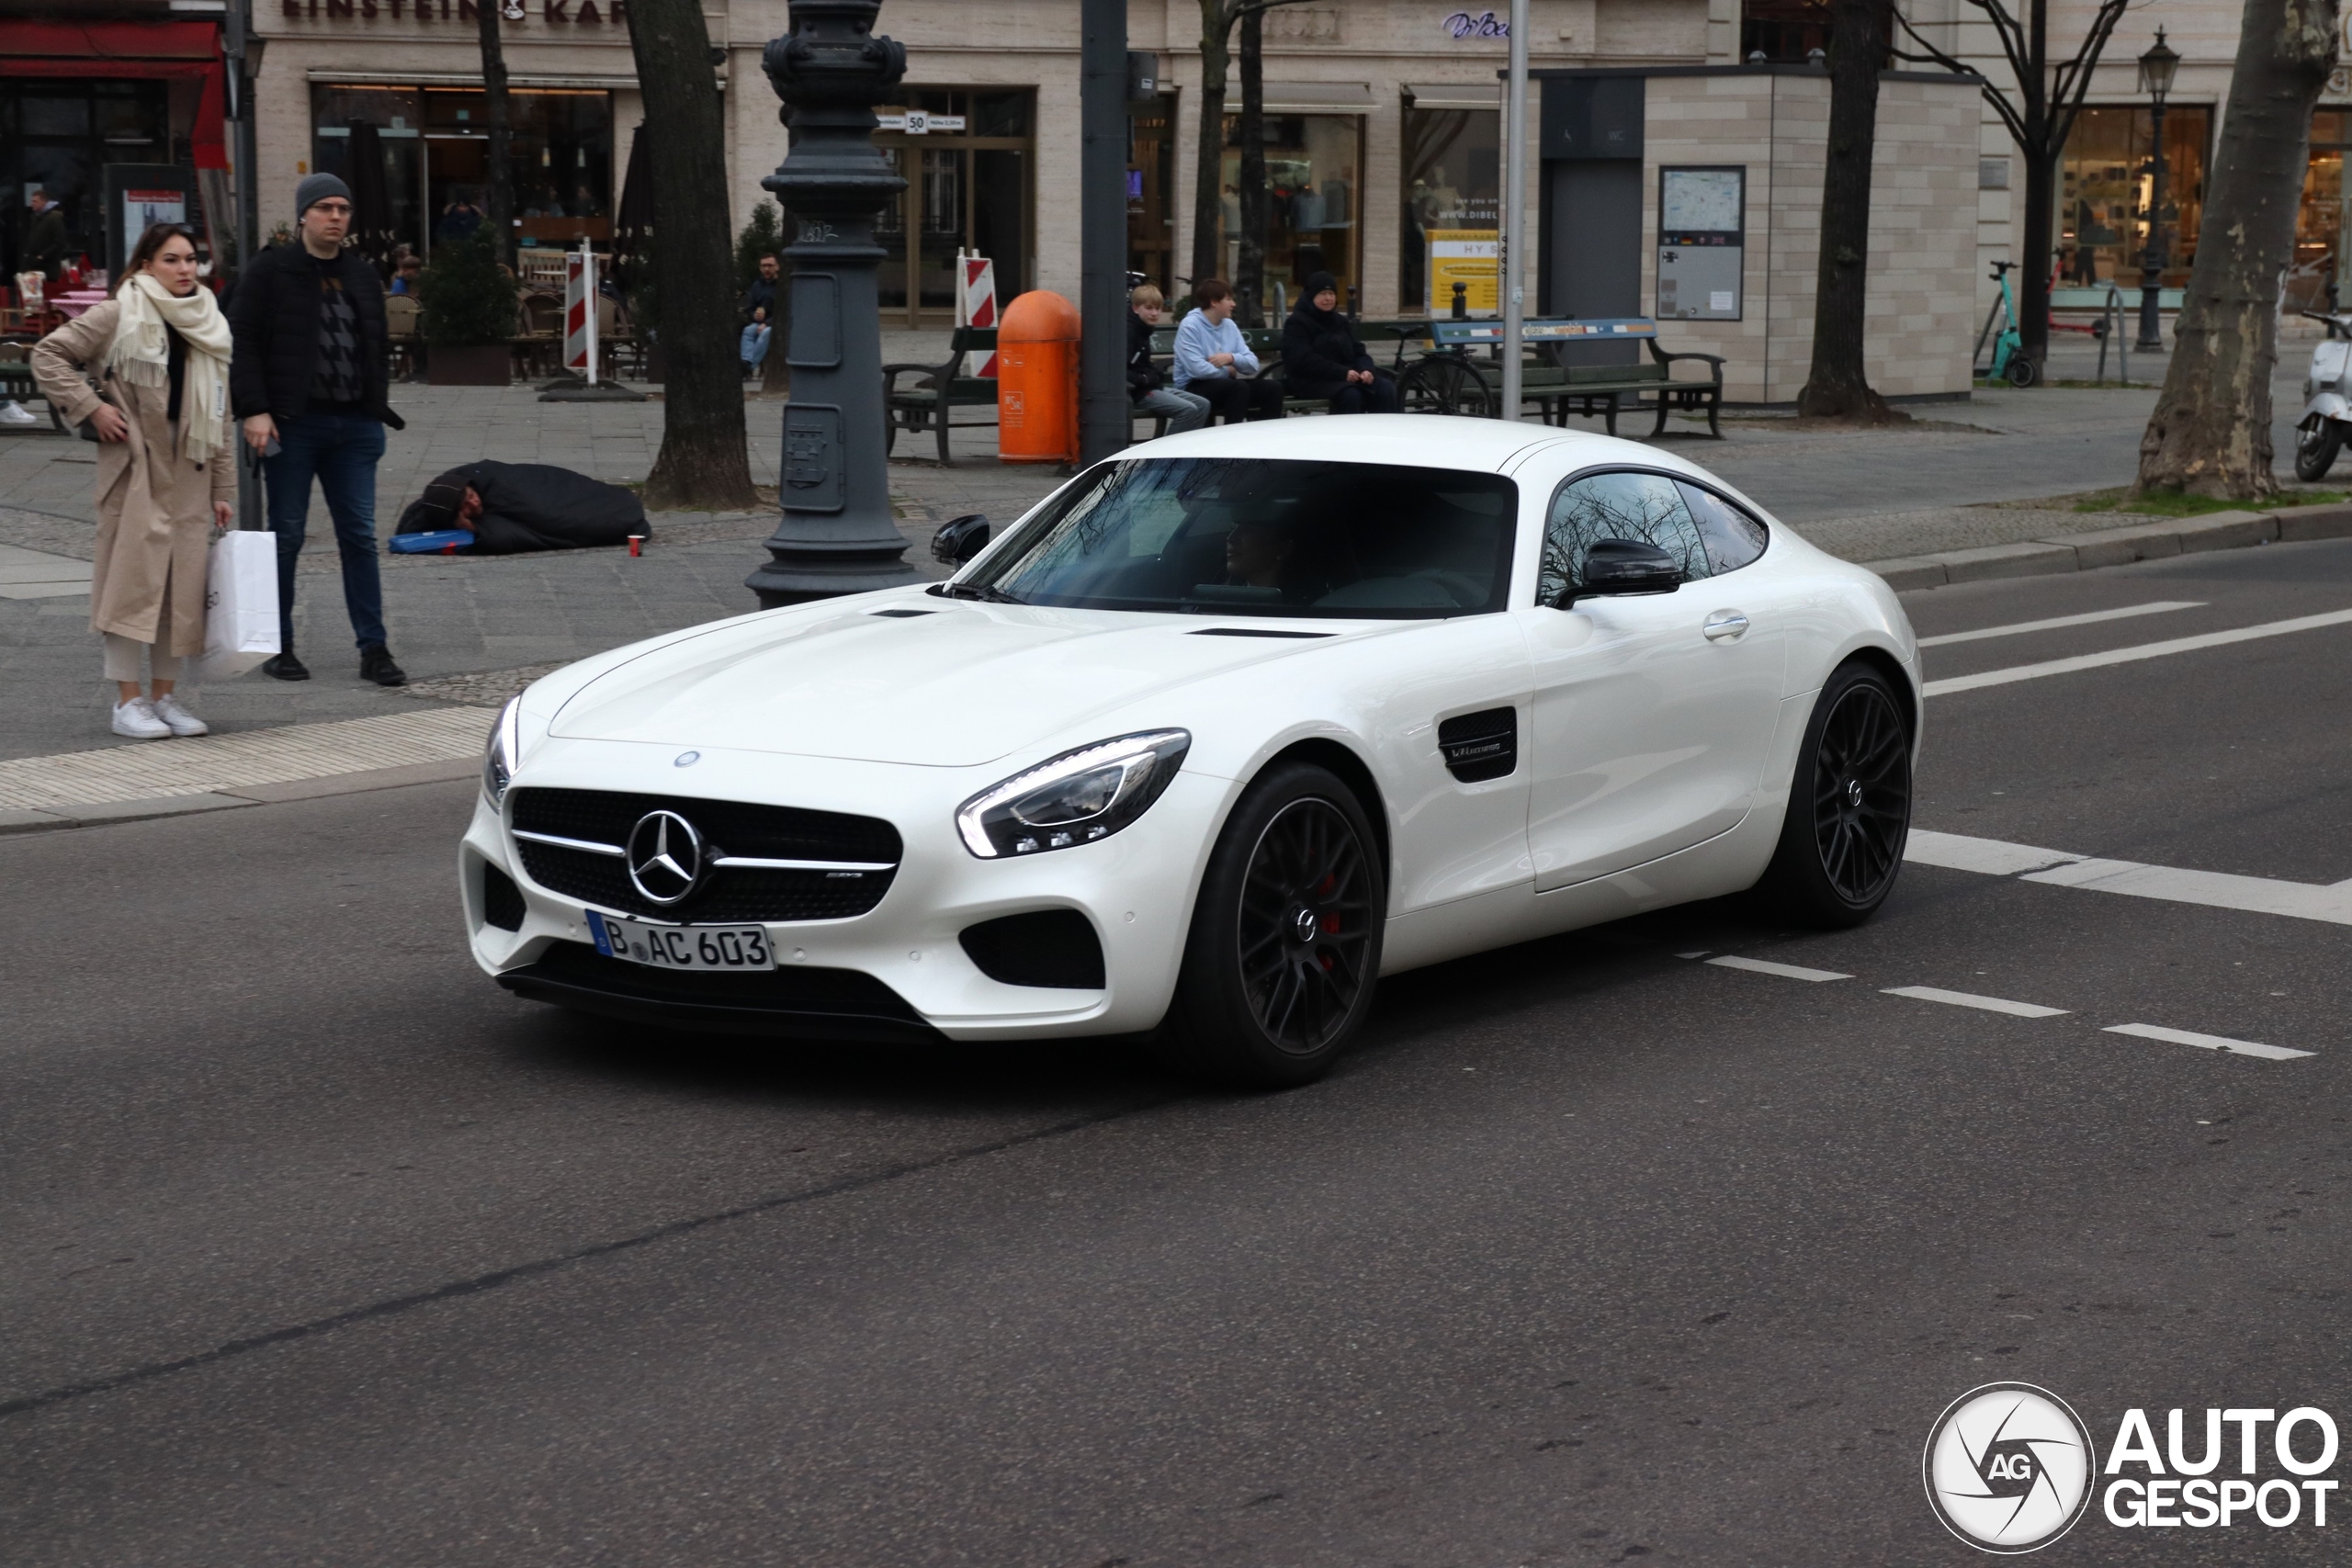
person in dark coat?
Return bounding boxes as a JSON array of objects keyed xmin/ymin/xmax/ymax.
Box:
[
  {"xmin": 396, "ymin": 461, "xmax": 649, "ymax": 556},
  {"xmin": 1281, "ymin": 270, "xmax": 1398, "ymax": 415},
  {"xmin": 23, "ymin": 190, "xmax": 70, "ymax": 282},
  {"xmin": 227, "ymin": 172, "xmax": 409, "ymax": 685}
]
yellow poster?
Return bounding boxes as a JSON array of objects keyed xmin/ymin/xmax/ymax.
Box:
[{"xmin": 1427, "ymin": 229, "xmax": 1499, "ymax": 316}]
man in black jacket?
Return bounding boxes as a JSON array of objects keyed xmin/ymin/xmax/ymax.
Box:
[{"xmin": 227, "ymin": 173, "xmax": 410, "ymax": 685}]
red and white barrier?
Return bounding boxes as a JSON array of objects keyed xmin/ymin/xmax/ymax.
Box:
[
  {"xmin": 957, "ymin": 249, "xmax": 999, "ymax": 378},
  {"xmin": 564, "ymin": 246, "xmax": 599, "ymax": 385}
]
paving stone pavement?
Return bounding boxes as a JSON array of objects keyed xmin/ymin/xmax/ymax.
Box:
[{"xmin": 0, "ymin": 344, "xmax": 2312, "ymax": 766}]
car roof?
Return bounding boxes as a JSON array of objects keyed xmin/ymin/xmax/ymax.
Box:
[{"xmin": 1125, "ymin": 414, "xmax": 1687, "ymax": 478}]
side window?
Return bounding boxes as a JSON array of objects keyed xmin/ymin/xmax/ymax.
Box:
[
  {"xmin": 1677, "ymin": 481, "xmax": 1770, "ymax": 576},
  {"xmin": 1537, "ymin": 470, "xmax": 1710, "ymax": 604}
]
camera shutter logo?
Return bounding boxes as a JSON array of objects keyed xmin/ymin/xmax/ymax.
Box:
[
  {"xmin": 626, "ymin": 810, "xmax": 705, "ymax": 906},
  {"xmin": 1923, "ymin": 1382, "xmax": 2097, "ymax": 1553}
]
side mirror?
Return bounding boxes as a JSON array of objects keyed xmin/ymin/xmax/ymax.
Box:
[
  {"xmin": 1554, "ymin": 537, "xmax": 1685, "ymax": 608},
  {"xmin": 932, "ymin": 513, "xmax": 990, "ymax": 565}
]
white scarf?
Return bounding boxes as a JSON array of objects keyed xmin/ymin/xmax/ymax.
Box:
[{"xmin": 105, "ymin": 271, "xmax": 233, "ymax": 466}]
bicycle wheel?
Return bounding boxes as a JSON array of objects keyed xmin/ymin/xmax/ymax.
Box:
[{"xmin": 1398, "ymin": 355, "xmax": 1494, "ymax": 417}]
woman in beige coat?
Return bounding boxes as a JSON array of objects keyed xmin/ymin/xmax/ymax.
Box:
[{"xmin": 32, "ymin": 223, "xmax": 236, "ymax": 739}]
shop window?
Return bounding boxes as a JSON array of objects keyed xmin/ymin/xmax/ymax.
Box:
[
  {"xmin": 1400, "ymin": 102, "xmax": 1498, "ymax": 313},
  {"xmin": 875, "ymin": 88, "xmax": 1034, "ymax": 322},
  {"xmin": 1215, "ymin": 112, "xmax": 1363, "ymax": 315},
  {"xmin": 2296, "ymin": 112, "xmax": 2351, "ymax": 312},
  {"xmin": 2058, "ymin": 105, "xmax": 2210, "ymax": 289},
  {"xmin": 2, "ymin": 80, "xmax": 171, "ymax": 276},
  {"xmin": 1128, "ymin": 96, "xmax": 1178, "ymax": 295},
  {"xmin": 1742, "ymin": 0, "xmax": 1830, "ymax": 63}
]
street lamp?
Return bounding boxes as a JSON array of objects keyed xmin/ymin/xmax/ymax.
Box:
[
  {"xmin": 2135, "ymin": 28, "xmax": 2180, "ymax": 353},
  {"xmin": 744, "ymin": 0, "xmax": 922, "ymax": 608}
]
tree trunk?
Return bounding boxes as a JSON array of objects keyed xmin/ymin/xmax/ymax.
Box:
[
  {"xmin": 1188, "ymin": 0, "xmax": 1233, "ymax": 291},
  {"xmin": 625, "ymin": 0, "xmax": 757, "ymax": 511},
  {"xmin": 2018, "ymin": 144, "xmax": 2056, "ymax": 373},
  {"xmin": 2138, "ymin": 0, "xmax": 2341, "ymax": 497},
  {"xmin": 1234, "ymin": 8, "xmax": 1268, "ymax": 325},
  {"xmin": 475, "ymin": 0, "xmax": 514, "ymax": 268},
  {"xmin": 1797, "ymin": 0, "xmax": 1903, "ymax": 422}
]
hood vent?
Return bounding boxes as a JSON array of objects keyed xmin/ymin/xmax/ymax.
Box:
[{"xmin": 1187, "ymin": 626, "xmax": 1334, "ymax": 638}]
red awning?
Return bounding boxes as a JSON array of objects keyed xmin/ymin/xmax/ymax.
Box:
[{"xmin": 0, "ymin": 20, "xmax": 221, "ymax": 62}]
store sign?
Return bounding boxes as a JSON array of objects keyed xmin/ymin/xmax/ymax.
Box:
[
  {"xmin": 1442, "ymin": 10, "xmax": 1510, "ymax": 39},
  {"xmin": 280, "ymin": 0, "xmax": 627, "ymax": 23}
]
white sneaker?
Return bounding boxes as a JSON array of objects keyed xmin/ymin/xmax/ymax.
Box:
[
  {"xmin": 111, "ymin": 697, "xmax": 172, "ymax": 739},
  {"xmin": 0, "ymin": 400, "xmax": 38, "ymax": 427},
  {"xmin": 152, "ymin": 694, "xmax": 209, "ymax": 737}
]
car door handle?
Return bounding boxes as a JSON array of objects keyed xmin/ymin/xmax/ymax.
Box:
[{"xmin": 1702, "ymin": 611, "xmax": 1750, "ymax": 642}]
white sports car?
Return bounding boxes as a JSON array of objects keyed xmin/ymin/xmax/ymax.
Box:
[{"xmin": 461, "ymin": 417, "xmax": 1919, "ymax": 1086}]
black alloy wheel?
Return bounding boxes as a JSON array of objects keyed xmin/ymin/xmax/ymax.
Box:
[
  {"xmin": 1161, "ymin": 762, "xmax": 1385, "ymax": 1089},
  {"xmin": 2296, "ymin": 419, "xmax": 2343, "ymax": 482},
  {"xmin": 1399, "ymin": 355, "xmax": 1495, "ymax": 417},
  {"xmin": 1757, "ymin": 662, "xmax": 1912, "ymax": 926}
]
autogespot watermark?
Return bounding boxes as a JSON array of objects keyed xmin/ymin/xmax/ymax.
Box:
[{"xmin": 1924, "ymin": 1383, "xmax": 2341, "ymax": 1552}]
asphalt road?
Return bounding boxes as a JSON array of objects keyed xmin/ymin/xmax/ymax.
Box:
[{"xmin": 6, "ymin": 538, "xmax": 2352, "ymax": 1565}]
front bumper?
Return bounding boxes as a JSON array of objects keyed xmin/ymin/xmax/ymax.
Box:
[{"xmin": 460, "ymin": 738, "xmax": 1230, "ymax": 1041}]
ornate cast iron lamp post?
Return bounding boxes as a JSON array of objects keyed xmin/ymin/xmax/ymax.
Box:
[
  {"xmin": 746, "ymin": 0, "xmax": 921, "ymax": 607},
  {"xmin": 2134, "ymin": 28, "xmax": 2180, "ymax": 354}
]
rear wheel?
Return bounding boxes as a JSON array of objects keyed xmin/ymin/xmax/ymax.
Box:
[
  {"xmin": 2005, "ymin": 355, "xmax": 2039, "ymax": 389},
  {"xmin": 2296, "ymin": 419, "xmax": 2343, "ymax": 481},
  {"xmin": 1399, "ymin": 355, "xmax": 1495, "ymax": 417},
  {"xmin": 1756, "ymin": 663, "xmax": 1912, "ymax": 927},
  {"xmin": 1159, "ymin": 763, "xmax": 1384, "ymax": 1089}
]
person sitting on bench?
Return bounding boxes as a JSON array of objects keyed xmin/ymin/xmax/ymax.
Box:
[
  {"xmin": 1282, "ymin": 271, "xmax": 1398, "ymax": 415},
  {"xmin": 1172, "ymin": 279, "xmax": 1283, "ymax": 424}
]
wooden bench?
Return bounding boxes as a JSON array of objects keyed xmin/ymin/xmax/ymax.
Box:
[
  {"xmin": 883, "ymin": 325, "xmax": 998, "ymax": 466},
  {"xmin": 1424, "ymin": 318, "xmax": 1726, "ymax": 437}
]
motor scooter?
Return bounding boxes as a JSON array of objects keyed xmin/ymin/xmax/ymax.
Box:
[{"xmin": 2294, "ymin": 308, "xmax": 2352, "ymax": 479}]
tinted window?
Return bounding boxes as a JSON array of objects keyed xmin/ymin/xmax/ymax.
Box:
[
  {"xmin": 978, "ymin": 458, "xmax": 1519, "ymax": 618},
  {"xmin": 1676, "ymin": 480, "xmax": 1770, "ymax": 574},
  {"xmin": 1537, "ymin": 470, "xmax": 1710, "ymax": 604}
]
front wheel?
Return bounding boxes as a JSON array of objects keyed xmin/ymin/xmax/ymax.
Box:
[
  {"xmin": 1159, "ymin": 763, "xmax": 1385, "ymax": 1089},
  {"xmin": 1755, "ymin": 663, "xmax": 1913, "ymax": 927},
  {"xmin": 2005, "ymin": 355, "xmax": 2039, "ymax": 389},
  {"xmin": 2296, "ymin": 419, "xmax": 2344, "ymax": 481}
]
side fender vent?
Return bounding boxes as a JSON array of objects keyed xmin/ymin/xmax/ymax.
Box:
[{"xmin": 1437, "ymin": 706, "xmax": 1518, "ymax": 783}]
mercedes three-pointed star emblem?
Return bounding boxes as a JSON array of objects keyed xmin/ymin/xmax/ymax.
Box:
[{"xmin": 625, "ymin": 810, "xmax": 705, "ymax": 906}]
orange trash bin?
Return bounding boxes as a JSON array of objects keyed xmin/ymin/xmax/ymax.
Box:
[{"xmin": 996, "ymin": 289, "xmax": 1080, "ymax": 465}]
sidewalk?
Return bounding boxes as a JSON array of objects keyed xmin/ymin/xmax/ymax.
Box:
[{"xmin": 0, "ymin": 349, "xmax": 2311, "ymax": 773}]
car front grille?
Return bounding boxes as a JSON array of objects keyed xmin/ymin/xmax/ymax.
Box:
[{"xmin": 508, "ymin": 787, "xmax": 902, "ymax": 923}]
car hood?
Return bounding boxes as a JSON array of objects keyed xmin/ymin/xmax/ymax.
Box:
[{"xmin": 548, "ymin": 599, "xmax": 1376, "ymax": 767}]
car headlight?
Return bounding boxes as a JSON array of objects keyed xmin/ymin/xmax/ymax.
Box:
[
  {"xmin": 482, "ymin": 696, "xmax": 524, "ymax": 807},
  {"xmin": 956, "ymin": 729, "xmax": 1191, "ymax": 858}
]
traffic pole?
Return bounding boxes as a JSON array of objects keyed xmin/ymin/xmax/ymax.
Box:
[
  {"xmin": 1078, "ymin": 0, "xmax": 1128, "ymax": 468},
  {"xmin": 1498, "ymin": 0, "xmax": 1529, "ymax": 423}
]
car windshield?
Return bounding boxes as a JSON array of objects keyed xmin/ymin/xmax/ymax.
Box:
[{"xmin": 971, "ymin": 457, "xmax": 1520, "ymax": 618}]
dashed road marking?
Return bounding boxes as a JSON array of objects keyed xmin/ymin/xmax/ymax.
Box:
[
  {"xmin": 1881, "ymin": 985, "xmax": 2069, "ymax": 1018},
  {"xmin": 2103, "ymin": 1022, "xmax": 2313, "ymax": 1062},
  {"xmin": 1703, "ymin": 955, "xmax": 1851, "ymax": 982},
  {"xmin": 1916, "ymin": 600, "xmax": 2205, "ymax": 649},
  {"xmin": 1921, "ymin": 606, "xmax": 2352, "ymax": 696}
]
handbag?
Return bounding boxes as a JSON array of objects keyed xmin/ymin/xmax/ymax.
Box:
[{"xmin": 187, "ymin": 529, "xmax": 281, "ymax": 682}]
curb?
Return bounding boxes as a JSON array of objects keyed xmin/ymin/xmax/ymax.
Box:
[
  {"xmin": 1864, "ymin": 502, "xmax": 2352, "ymax": 592},
  {"xmin": 0, "ymin": 757, "xmax": 477, "ymax": 838}
]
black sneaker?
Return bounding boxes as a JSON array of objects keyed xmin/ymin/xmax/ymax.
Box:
[
  {"xmin": 358, "ymin": 643, "xmax": 408, "ymax": 686},
  {"xmin": 262, "ymin": 651, "xmax": 310, "ymax": 682}
]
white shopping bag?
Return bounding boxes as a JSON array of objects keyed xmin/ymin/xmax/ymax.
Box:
[{"xmin": 188, "ymin": 528, "xmax": 280, "ymax": 682}]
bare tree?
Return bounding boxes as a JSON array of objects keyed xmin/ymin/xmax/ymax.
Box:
[
  {"xmin": 2139, "ymin": 0, "xmax": 2341, "ymax": 496},
  {"xmin": 1895, "ymin": 0, "xmax": 2131, "ymax": 378},
  {"xmin": 1234, "ymin": 7, "xmax": 1269, "ymax": 323},
  {"xmin": 624, "ymin": 0, "xmax": 758, "ymax": 510},
  {"xmin": 1798, "ymin": 0, "xmax": 1906, "ymax": 423},
  {"xmin": 474, "ymin": 0, "xmax": 514, "ymax": 266},
  {"xmin": 1185, "ymin": 0, "xmax": 1310, "ymax": 296}
]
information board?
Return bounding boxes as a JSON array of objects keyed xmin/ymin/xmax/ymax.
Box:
[
  {"xmin": 1657, "ymin": 165, "xmax": 1745, "ymax": 322},
  {"xmin": 1426, "ymin": 229, "xmax": 1499, "ymax": 316}
]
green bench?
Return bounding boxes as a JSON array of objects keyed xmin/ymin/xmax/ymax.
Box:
[
  {"xmin": 883, "ymin": 325, "xmax": 998, "ymax": 466},
  {"xmin": 1422, "ymin": 318, "xmax": 1726, "ymax": 437},
  {"xmin": 0, "ymin": 346, "xmax": 62, "ymax": 431}
]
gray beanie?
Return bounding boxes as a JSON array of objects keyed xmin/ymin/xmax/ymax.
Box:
[{"xmin": 295, "ymin": 172, "xmax": 351, "ymax": 218}]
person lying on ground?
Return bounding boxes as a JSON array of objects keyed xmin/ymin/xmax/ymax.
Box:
[{"xmin": 394, "ymin": 460, "xmax": 649, "ymax": 556}]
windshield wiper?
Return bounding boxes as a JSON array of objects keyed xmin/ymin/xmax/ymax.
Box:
[{"xmin": 934, "ymin": 580, "xmax": 1026, "ymax": 604}]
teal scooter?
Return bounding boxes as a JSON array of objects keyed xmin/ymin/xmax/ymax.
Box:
[{"xmin": 1973, "ymin": 260, "xmax": 2039, "ymax": 388}]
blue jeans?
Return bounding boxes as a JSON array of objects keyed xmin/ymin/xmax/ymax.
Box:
[
  {"xmin": 265, "ymin": 411, "xmax": 388, "ymax": 653},
  {"xmin": 741, "ymin": 321, "xmax": 772, "ymax": 369}
]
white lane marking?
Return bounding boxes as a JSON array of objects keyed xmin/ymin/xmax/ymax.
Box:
[
  {"xmin": 2103, "ymin": 1023, "xmax": 2314, "ymax": 1062},
  {"xmin": 1675, "ymin": 950, "xmax": 1711, "ymax": 959},
  {"xmin": 1921, "ymin": 606, "xmax": 2352, "ymax": 696},
  {"xmin": 1905, "ymin": 829, "xmax": 2352, "ymax": 927},
  {"xmin": 1881, "ymin": 986, "xmax": 2070, "ymax": 1018},
  {"xmin": 1705, "ymin": 955, "xmax": 1852, "ymax": 982},
  {"xmin": 1904, "ymin": 829, "xmax": 2086, "ymax": 876},
  {"xmin": 1917, "ymin": 601, "xmax": 2205, "ymax": 649}
]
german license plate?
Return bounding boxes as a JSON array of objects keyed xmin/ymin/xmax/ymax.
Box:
[{"xmin": 588, "ymin": 909, "xmax": 774, "ymax": 970}]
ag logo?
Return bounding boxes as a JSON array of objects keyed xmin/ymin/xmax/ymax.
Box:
[{"xmin": 1924, "ymin": 1382, "xmax": 2097, "ymax": 1553}]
